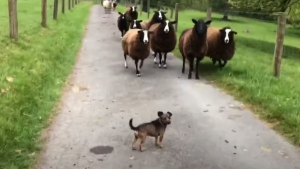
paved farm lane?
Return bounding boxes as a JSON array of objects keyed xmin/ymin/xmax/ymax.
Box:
[{"xmin": 37, "ymin": 5, "xmax": 300, "ymax": 169}]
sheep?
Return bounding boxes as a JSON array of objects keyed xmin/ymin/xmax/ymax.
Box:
[
  {"xmin": 124, "ymin": 6, "xmax": 138, "ymax": 30},
  {"xmin": 122, "ymin": 29, "xmax": 153, "ymax": 77},
  {"xmin": 117, "ymin": 12, "xmax": 128, "ymax": 38},
  {"xmin": 103, "ymin": 0, "xmax": 112, "ymax": 14},
  {"xmin": 112, "ymin": 0, "xmax": 117, "ymax": 11},
  {"xmin": 179, "ymin": 19, "xmax": 212, "ymax": 79},
  {"xmin": 149, "ymin": 20, "xmax": 177, "ymax": 68},
  {"xmin": 129, "ymin": 20, "xmax": 143, "ymax": 29},
  {"xmin": 139, "ymin": 11, "xmax": 167, "ymax": 57},
  {"xmin": 206, "ymin": 26, "xmax": 237, "ymax": 69}
]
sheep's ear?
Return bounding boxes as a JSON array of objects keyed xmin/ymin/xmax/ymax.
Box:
[
  {"xmin": 137, "ymin": 20, "xmax": 143, "ymax": 22},
  {"xmin": 171, "ymin": 21, "xmax": 177, "ymax": 25},
  {"xmin": 118, "ymin": 12, "xmax": 122, "ymax": 15},
  {"xmin": 167, "ymin": 111, "xmax": 172, "ymax": 117},
  {"xmin": 205, "ymin": 20, "xmax": 212, "ymax": 25},
  {"xmin": 232, "ymin": 31, "xmax": 237, "ymax": 35},
  {"xmin": 158, "ymin": 111, "xmax": 163, "ymax": 117},
  {"xmin": 192, "ymin": 19, "xmax": 197, "ymax": 24},
  {"xmin": 154, "ymin": 11, "xmax": 158, "ymax": 13},
  {"xmin": 162, "ymin": 12, "xmax": 167, "ymax": 14}
]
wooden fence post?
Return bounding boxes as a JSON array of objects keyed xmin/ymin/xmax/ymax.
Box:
[
  {"xmin": 207, "ymin": 7, "xmax": 212, "ymax": 20},
  {"xmin": 8, "ymin": 0, "xmax": 18, "ymax": 40},
  {"xmin": 68, "ymin": 0, "xmax": 71, "ymax": 10},
  {"xmin": 72, "ymin": 0, "xmax": 74, "ymax": 8},
  {"xmin": 147, "ymin": 0, "xmax": 150, "ymax": 18},
  {"xmin": 157, "ymin": 1, "xmax": 160, "ymax": 11},
  {"xmin": 62, "ymin": 0, "xmax": 65, "ymax": 13},
  {"xmin": 273, "ymin": 13, "xmax": 286, "ymax": 77},
  {"xmin": 170, "ymin": 7, "xmax": 173, "ymax": 19},
  {"xmin": 174, "ymin": 3, "xmax": 179, "ymax": 31},
  {"xmin": 140, "ymin": 0, "xmax": 143, "ymax": 15},
  {"xmin": 53, "ymin": 0, "xmax": 58, "ymax": 19},
  {"xmin": 41, "ymin": 0, "xmax": 47, "ymax": 27}
]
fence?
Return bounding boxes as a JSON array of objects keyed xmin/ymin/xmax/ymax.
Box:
[{"xmin": 5, "ymin": 0, "xmax": 83, "ymax": 41}]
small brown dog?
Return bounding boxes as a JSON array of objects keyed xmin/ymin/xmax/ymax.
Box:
[{"xmin": 129, "ymin": 111, "xmax": 172, "ymax": 151}]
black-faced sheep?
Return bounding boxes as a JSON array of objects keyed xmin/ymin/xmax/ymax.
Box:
[
  {"xmin": 179, "ymin": 19, "xmax": 212, "ymax": 79},
  {"xmin": 149, "ymin": 20, "xmax": 177, "ymax": 68},
  {"xmin": 206, "ymin": 26, "xmax": 237, "ymax": 69},
  {"xmin": 122, "ymin": 29, "xmax": 153, "ymax": 77},
  {"xmin": 117, "ymin": 12, "xmax": 128, "ymax": 38},
  {"xmin": 129, "ymin": 20, "xmax": 143, "ymax": 29},
  {"xmin": 125, "ymin": 6, "xmax": 138, "ymax": 30},
  {"xmin": 103, "ymin": 0, "xmax": 112, "ymax": 14}
]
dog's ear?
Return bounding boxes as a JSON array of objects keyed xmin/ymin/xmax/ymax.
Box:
[
  {"xmin": 157, "ymin": 111, "xmax": 163, "ymax": 117},
  {"xmin": 167, "ymin": 111, "xmax": 172, "ymax": 117}
]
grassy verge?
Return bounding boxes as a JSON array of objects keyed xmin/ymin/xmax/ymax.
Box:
[
  {"xmin": 0, "ymin": 1, "xmax": 92, "ymax": 168},
  {"xmin": 117, "ymin": 5, "xmax": 300, "ymax": 146}
]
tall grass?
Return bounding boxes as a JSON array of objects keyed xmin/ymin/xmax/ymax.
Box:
[{"xmin": 0, "ymin": 1, "xmax": 92, "ymax": 168}]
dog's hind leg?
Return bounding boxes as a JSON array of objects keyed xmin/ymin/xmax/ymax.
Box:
[
  {"xmin": 139, "ymin": 134, "xmax": 147, "ymax": 152},
  {"xmin": 131, "ymin": 132, "xmax": 138, "ymax": 150}
]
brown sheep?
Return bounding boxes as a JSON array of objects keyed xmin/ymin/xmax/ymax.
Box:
[
  {"xmin": 124, "ymin": 6, "xmax": 138, "ymax": 30},
  {"xmin": 179, "ymin": 19, "xmax": 212, "ymax": 79},
  {"xmin": 149, "ymin": 20, "xmax": 177, "ymax": 68},
  {"xmin": 139, "ymin": 11, "xmax": 167, "ymax": 30},
  {"xmin": 122, "ymin": 29, "xmax": 154, "ymax": 77},
  {"xmin": 206, "ymin": 26, "xmax": 237, "ymax": 69}
]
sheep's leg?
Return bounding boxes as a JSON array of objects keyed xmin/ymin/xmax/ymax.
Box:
[
  {"xmin": 195, "ymin": 57, "xmax": 200, "ymax": 79},
  {"xmin": 135, "ymin": 59, "xmax": 141, "ymax": 77},
  {"xmin": 124, "ymin": 53, "xmax": 128, "ymax": 68},
  {"xmin": 212, "ymin": 58, "xmax": 217, "ymax": 65},
  {"xmin": 163, "ymin": 53, "xmax": 167, "ymax": 69},
  {"xmin": 154, "ymin": 52, "xmax": 157, "ymax": 64},
  {"xmin": 221, "ymin": 60, "xmax": 227, "ymax": 67},
  {"xmin": 188, "ymin": 57, "xmax": 194, "ymax": 79},
  {"xmin": 139, "ymin": 59, "xmax": 144, "ymax": 69},
  {"xmin": 182, "ymin": 55, "xmax": 185, "ymax": 74},
  {"xmin": 158, "ymin": 52, "xmax": 162, "ymax": 68},
  {"xmin": 218, "ymin": 59, "xmax": 222, "ymax": 70}
]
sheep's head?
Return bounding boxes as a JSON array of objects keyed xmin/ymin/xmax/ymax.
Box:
[
  {"xmin": 137, "ymin": 30, "xmax": 153, "ymax": 44},
  {"xmin": 160, "ymin": 20, "xmax": 177, "ymax": 33},
  {"xmin": 130, "ymin": 6, "xmax": 137, "ymax": 12},
  {"xmin": 219, "ymin": 27, "xmax": 237, "ymax": 44},
  {"xmin": 118, "ymin": 12, "xmax": 125, "ymax": 20},
  {"xmin": 192, "ymin": 19, "xmax": 211, "ymax": 36},
  {"xmin": 131, "ymin": 20, "xmax": 143, "ymax": 29},
  {"xmin": 153, "ymin": 11, "xmax": 167, "ymax": 22}
]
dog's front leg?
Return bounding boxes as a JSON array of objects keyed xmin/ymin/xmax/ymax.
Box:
[
  {"xmin": 158, "ymin": 132, "xmax": 165, "ymax": 148},
  {"xmin": 155, "ymin": 136, "xmax": 159, "ymax": 146}
]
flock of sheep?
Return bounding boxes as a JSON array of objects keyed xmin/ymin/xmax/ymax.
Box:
[{"xmin": 114, "ymin": 5, "xmax": 238, "ymax": 79}]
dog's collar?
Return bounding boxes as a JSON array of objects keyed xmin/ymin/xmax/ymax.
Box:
[{"xmin": 158, "ymin": 119, "xmax": 166, "ymax": 126}]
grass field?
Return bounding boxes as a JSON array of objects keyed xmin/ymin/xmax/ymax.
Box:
[
  {"xmin": 117, "ymin": 5, "xmax": 300, "ymax": 146},
  {"xmin": 0, "ymin": 1, "xmax": 92, "ymax": 168}
]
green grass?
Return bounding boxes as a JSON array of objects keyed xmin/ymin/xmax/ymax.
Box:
[
  {"xmin": 117, "ymin": 5, "xmax": 300, "ymax": 146},
  {"xmin": 0, "ymin": 1, "xmax": 92, "ymax": 168}
]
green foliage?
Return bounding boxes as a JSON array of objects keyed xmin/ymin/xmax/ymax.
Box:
[{"xmin": 0, "ymin": 1, "xmax": 92, "ymax": 168}]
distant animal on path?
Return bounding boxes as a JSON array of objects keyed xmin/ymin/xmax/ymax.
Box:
[
  {"xmin": 129, "ymin": 20, "xmax": 143, "ymax": 29},
  {"xmin": 103, "ymin": 0, "xmax": 112, "ymax": 14},
  {"xmin": 149, "ymin": 20, "xmax": 177, "ymax": 68},
  {"xmin": 122, "ymin": 29, "xmax": 153, "ymax": 77},
  {"xmin": 117, "ymin": 12, "xmax": 128, "ymax": 38},
  {"xmin": 179, "ymin": 19, "xmax": 212, "ymax": 79},
  {"xmin": 124, "ymin": 6, "xmax": 138, "ymax": 30},
  {"xmin": 129, "ymin": 111, "xmax": 172, "ymax": 152},
  {"xmin": 206, "ymin": 26, "xmax": 237, "ymax": 69},
  {"xmin": 112, "ymin": 0, "xmax": 117, "ymax": 11}
]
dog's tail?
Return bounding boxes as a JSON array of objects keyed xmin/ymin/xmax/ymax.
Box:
[{"xmin": 129, "ymin": 118, "xmax": 139, "ymax": 131}]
